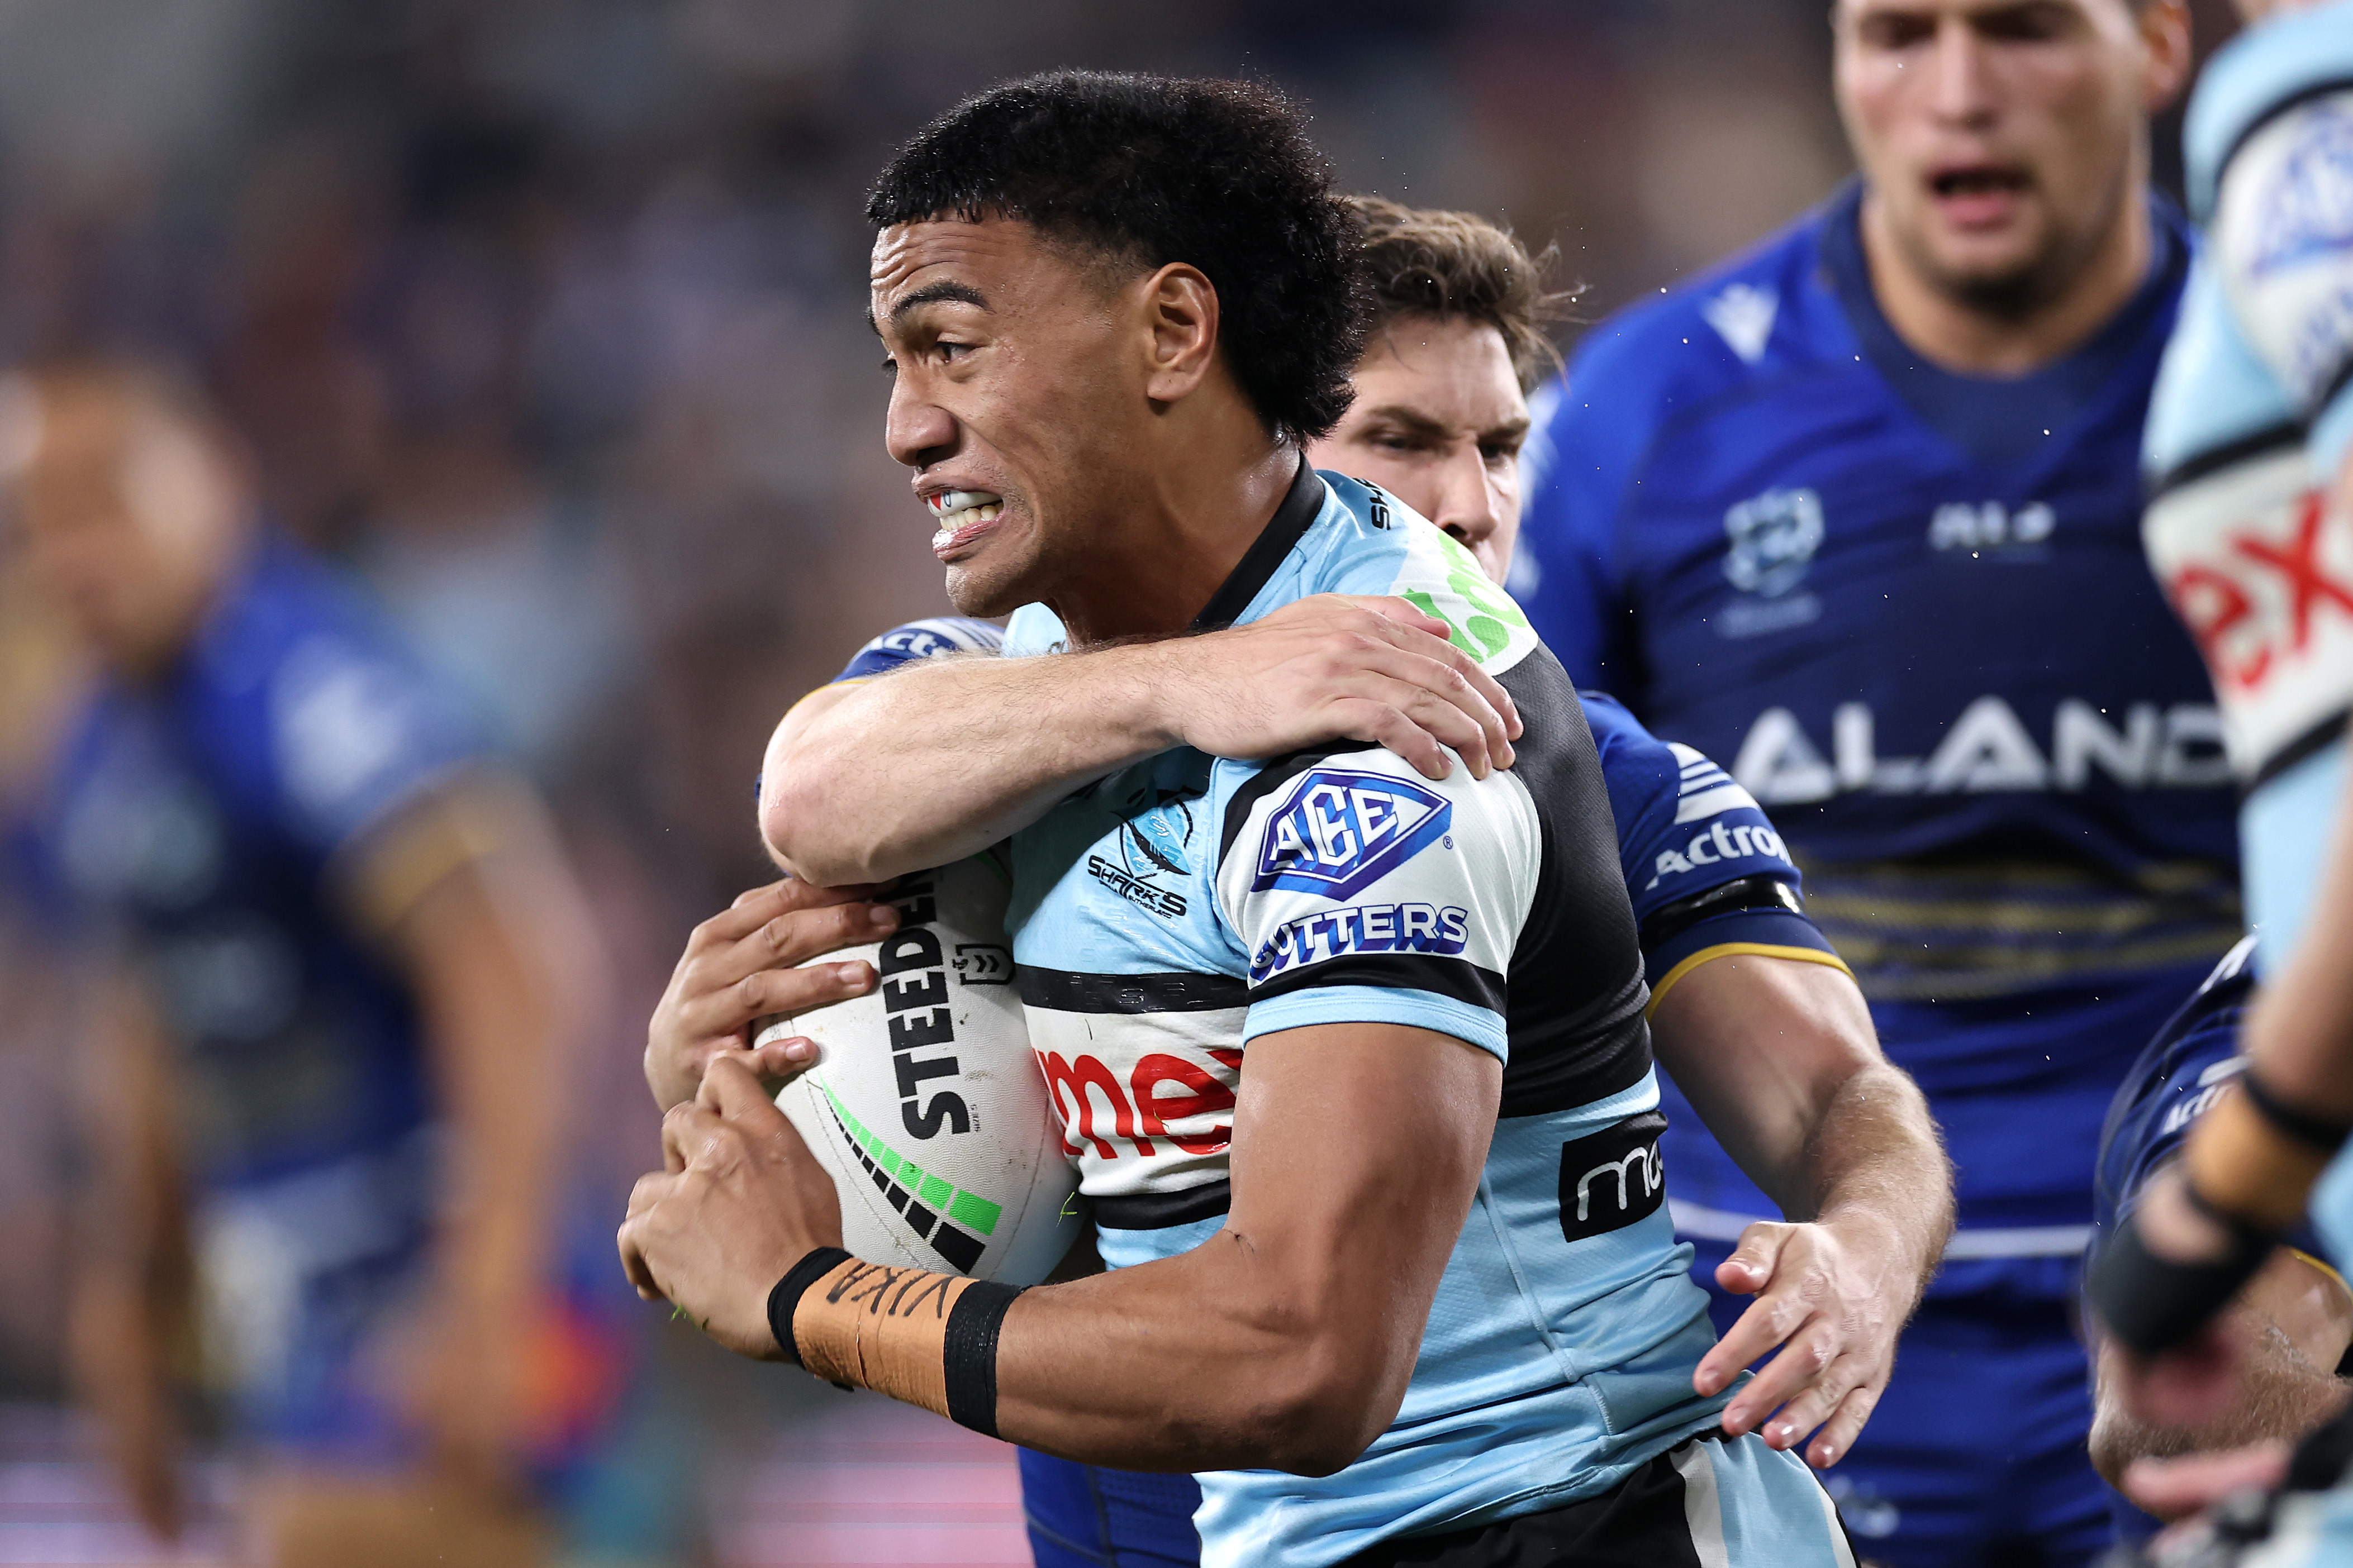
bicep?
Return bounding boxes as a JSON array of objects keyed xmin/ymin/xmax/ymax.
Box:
[{"xmin": 1227, "ymin": 1023, "xmax": 1497, "ymax": 1338}]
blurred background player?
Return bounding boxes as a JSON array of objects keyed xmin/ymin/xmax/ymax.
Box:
[
  {"xmin": 1517, "ymin": 1, "xmax": 2220, "ymax": 1561},
  {"xmin": 2081, "ymin": 0, "xmax": 2353, "ymax": 1558},
  {"xmin": 0, "ymin": 359, "xmax": 602, "ymax": 1566}
]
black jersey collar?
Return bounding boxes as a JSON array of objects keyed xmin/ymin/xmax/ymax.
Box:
[{"xmin": 1188, "ymin": 455, "xmax": 1324, "ymax": 633}]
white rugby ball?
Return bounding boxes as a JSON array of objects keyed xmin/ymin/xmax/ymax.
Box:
[{"xmin": 755, "ymin": 853, "xmax": 1080, "ymax": 1284}]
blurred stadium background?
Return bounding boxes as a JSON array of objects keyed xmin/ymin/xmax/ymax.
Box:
[{"xmin": 0, "ymin": 1, "xmax": 2239, "ymax": 1563}]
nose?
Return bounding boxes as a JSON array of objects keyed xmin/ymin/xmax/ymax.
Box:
[
  {"xmin": 1927, "ymin": 16, "xmax": 1997, "ymax": 127},
  {"xmin": 1433, "ymin": 447, "xmax": 1501, "ymax": 554},
  {"xmin": 885, "ymin": 376, "xmax": 957, "ymax": 471}
]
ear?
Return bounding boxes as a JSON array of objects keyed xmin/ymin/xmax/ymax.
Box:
[
  {"xmin": 1138, "ymin": 263, "xmax": 1221, "ymax": 405},
  {"xmin": 2138, "ymin": 0, "xmax": 2193, "ymax": 116}
]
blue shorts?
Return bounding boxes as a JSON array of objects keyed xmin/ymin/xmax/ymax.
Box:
[
  {"xmin": 1019, "ymin": 1448, "xmax": 1200, "ymax": 1568},
  {"xmin": 1685, "ymin": 1236, "xmax": 2112, "ymax": 1567}
]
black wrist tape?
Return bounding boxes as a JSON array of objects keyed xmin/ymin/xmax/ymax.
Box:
[
  {"xmin": 941, "ymin": 1280, "xmax": 1024, "ymax": 1438},
  {"xmin": 768, "ymin": 1246, "xmax": 852, "ymax": 1365},
  {"xmin": 2241, "ymin": 1071, "xmax": 2353, "ymax": 1155},
  {"xmin": 2089, "ymin": 1192, "xmax": 2276, "ymax": 1356}
]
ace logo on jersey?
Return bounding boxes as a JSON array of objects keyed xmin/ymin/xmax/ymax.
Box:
[{"xmin": 1253, "ymin": 768, "xmax": 1452, "ymax": 898}]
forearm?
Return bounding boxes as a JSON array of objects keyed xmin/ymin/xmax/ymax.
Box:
[
  {"xmin": 1798, "ymin": 1061, "xmax": 1951, "ymax": 1280},
  {"xmin": 760, "ymin": 649, "xmax": 1177, "ymax": 884},
  {"xmin": 1654, "ymin": 955, "xmax": 1948, "ymax": 1267}
]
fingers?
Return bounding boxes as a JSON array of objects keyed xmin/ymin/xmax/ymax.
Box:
[
  {"xmin": 701, "ymin": 1052, "xmax": 787, "ymax": 1118},
  {"xmin": 1714, "ymin": 1294, "xmax": 1834, "ymax": 1433},
  {"xmin": 1715, "ymin": 1221, "xmax": 1791, "ymax": 1298},
  {"xmin": 1696, "ymin": 1250, "xmax": 1809, "ymax": 1394},
  {"xmin": 1805, "ymin": 1379, "xmax": 1883, "ymax": 1469},
  {"xmin": 1358, "ymin": 598, "xmax": 1523, "ymax": 743},
  {"xmin": 705, "ymin": 879, "xmax": 877, "ymax": 945},
  {"xmin": 749, "ymin": 1034, "xmax": 821, "ymax": 1084},
  {"xmin": 619, "ymin": 1177, "xmax": 669, "ymax": 1299}
]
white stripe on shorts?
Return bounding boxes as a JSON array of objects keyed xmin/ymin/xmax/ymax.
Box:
[{"xmin": 1672, "ymin": 1440, "xmax": 1731, "ymax": 1568}]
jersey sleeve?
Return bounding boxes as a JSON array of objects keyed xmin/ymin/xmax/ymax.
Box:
[
  {"xmin": 1580, "ymin": 690, "xmax": 1845, "ymax": 1008},
  {"xmin": 265, "ymin": 631, "xmax": 487, "ymax": 862},
  {"xmin": 1514, "ymin": 370, "xmax": 1637, "ymax": 689},
  {"xmin": 2211, "ymin": 86, "xmax": 2353, "ymax": 474},
  {"xmin": 1213, "ymin": 745, "xmax": 1541, "ymax": 1062},
  {"xmin": 829, "ymin": 616, "xmax": 1007, "ymax": 684}
]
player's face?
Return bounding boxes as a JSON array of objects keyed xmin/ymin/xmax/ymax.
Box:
[
  {"xmin": 1834, "ymin": 0, "xmax": 2183, "ymax": 310},
  {"xmin": 4, "ymin": 387, "xmax": 241, "ymax": 675},
  {"xmin": 1305, "ymin": 318, "xmax": 1529, "ymax": 586},
  {"xmin": 871, "ymin": 218, "xmax": 1147, "ymax": 616}
]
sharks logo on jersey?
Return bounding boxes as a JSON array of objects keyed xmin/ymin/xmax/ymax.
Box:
[{"xmin": 1251, "ymin": 768, "xmax": 1453, "ymax": 899}]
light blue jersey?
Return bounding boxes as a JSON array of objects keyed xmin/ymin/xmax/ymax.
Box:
[
  {"xmin": 2142, "ymin": 0, "xmax": 2353, "ymax": 979},
  {"xmin": 993, "ymin": 466, "xmax": 1843, "ymax": 1567}
]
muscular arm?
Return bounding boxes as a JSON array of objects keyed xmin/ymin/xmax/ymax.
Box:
[
  {"xmin": 625, "ymin": 1022, "xmax": 1499, "ymax": 1475},
  {"xmin": 1651, "ymin": 953, "xmax": 1951, "ymax": 1465},
  {"xmin": 761, "ymin": 596, "xmax": 1519, "ymax": 886}
]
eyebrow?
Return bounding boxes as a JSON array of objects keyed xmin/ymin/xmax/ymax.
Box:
[
  {"xmin": 1357, "ymin": 404, "xmax": 1532, "ymax": 442},
  {"xmin": 867, "ymin": 279, "xmax": 990, "ymax": 336}
]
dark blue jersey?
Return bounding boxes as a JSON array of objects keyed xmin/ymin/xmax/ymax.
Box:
[
  {"xmin": 13, "ymin": 535, "xmax": 487, "ymax": 1193},
  {"xmin": 1520, "ymin": 183, "xmax": 2243, "ymax": 1267}
]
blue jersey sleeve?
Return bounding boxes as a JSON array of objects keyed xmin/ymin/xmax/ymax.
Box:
[
  {"xmin": 228, "ymin": 561, "xmax": 487, "ymax": 862},
  {"xmin": 830, "ymin": 616, "xmax": 1006, "ymax": 683},
  {"xmin": 1581, "ymin": 690, "xmax": 1845, "ymax": 1008}
]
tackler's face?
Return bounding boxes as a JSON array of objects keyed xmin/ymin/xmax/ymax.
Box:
[
  {"xmin": 1834, "ymin": 0, "xmax": 2189, "ymax": 308},
  {"xmin": 871, "ymin": 217, "xmax": 1145, "ymax": 617}
]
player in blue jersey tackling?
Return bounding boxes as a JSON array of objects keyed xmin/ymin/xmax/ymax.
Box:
[
  {"xmin": 621, "ymin": 72, "xmax": 1950, "ymax": 1565},
  {"xmin": 1516, "ymin": 1, "xmax": 2227, "ymax": 1562}
]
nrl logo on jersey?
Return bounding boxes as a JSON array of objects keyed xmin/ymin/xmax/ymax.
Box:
[
  {"xmin": 1253, "ymin": 769, "xmax": 1452, "ymax": 899},
  {"xmin": 1723, "ymin": 488, "xmax": 1824, "ymax": 597}
]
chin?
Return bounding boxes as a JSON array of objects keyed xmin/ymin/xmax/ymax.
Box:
[{"xmin": 944, "ymin": 557, "xmax": 1034, "ymax": 619}]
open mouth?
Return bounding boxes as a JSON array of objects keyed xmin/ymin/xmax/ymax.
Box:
[
  {"xmin": 1927, "ymin": 164, "xmax": 2029, "ymax": 224},
  {"xmin": 925, "ymin": 488, "xmax": 1005, "ymax": 554}
]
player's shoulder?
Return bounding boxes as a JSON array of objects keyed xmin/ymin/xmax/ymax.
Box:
[
  {"xmin": 1550, "ymin": 204, "xmax": 1839, "ymax": 431},
  {"xmin": 193, "ymin": 538, "xmax": 483, "ymax": 842},
  {"xmin": 2098, "ymin": 936, "xmax": 2260, "ymax": 1205},
  {"xmin": 2186, "ymin": 0, "xmax": 2353, "ymax": 219},
  {"xmin": 836, "ymin": 616, "xmax": 1007, "ymax": 681}
]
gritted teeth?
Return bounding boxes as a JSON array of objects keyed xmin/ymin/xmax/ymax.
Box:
[{"xmin": 926, "ymin": 488, "xmax": 1005, "ymax": 536}]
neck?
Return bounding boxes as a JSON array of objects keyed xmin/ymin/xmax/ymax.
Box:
[
  {"xmin": 1860, "ymin": 165, "xmax": 2152, "ymax": 376},
  {"xmin": 1045, "ymin": 399, "xmax": 1299, "ymax": 646}
]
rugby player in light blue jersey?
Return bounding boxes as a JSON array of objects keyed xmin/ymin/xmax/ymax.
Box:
[
  {"xmin": 621, "ymin": 73, "xmax": 1939, "ymax": 1566},
  {"xmin": 2078, "ymin": 1, "xmax": 2353, "ymax": 1560},
  {"xmin": 754, "ymin": 197, "xmax": 1947, "ymax": 1568},
  {"xmin": 1515, "ymin": 2, "xmax": 2220, "ymax": 1562}
]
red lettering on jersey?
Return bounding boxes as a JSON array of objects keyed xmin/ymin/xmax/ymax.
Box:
[
  {"xmin": 2170, "ymin": 563, "xmax": 2268, "ymax": 689},
  {"xmin": 1036, "ymin": 1050, "xmax": 1157, "ymax": 1160},
  {"xmin": 1129, "ymin": 1055, "xmax": 1235, "ymax": 1156},
  {"xmin": 2233, "ymin": 494, "xmax": 2353, "ymax": 654}
]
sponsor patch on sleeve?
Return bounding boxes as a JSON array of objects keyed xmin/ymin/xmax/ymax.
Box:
[{"xmin": 1252, "ymin": 768, "xmax": 1452, "ymax": 899}]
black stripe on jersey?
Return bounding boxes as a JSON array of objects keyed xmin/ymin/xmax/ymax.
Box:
[
  {"xmin": 1252, "ymin": 950, "xmax": 1506, "ymax": 1011},
  {"xmin": 1016, "ymin": 966, "xmax": 1248, "ymax": 1014},
  {"xmin": 1492, "ymin": 644, "xmax": 1655, "ymax": 1119},
  {"xmin": 2147, "ymin": 419, "xmax": 2303, "ymax": 500},
  {"xmin": 1638, "ymin": 874, "xmax": 1804, "ymax": 953},
  {"xmin": 1092, "ymin": 1179, "xmax": 1234, "ymax": 1230},
  {"xmin": 2252, "ymin": 705, "xmax": 2353, "ymax": 792},
  {"xmin": 2218, "ymin": 78, "xmax": 2353, "ymax": 203},
  {"xmin": 1190, "ymin": 457, "xmax": 1325, "ymax": 632},
  {"xmin": 1250, "ymin": 954, "xmax": 1508, "ymax": 1014}
]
